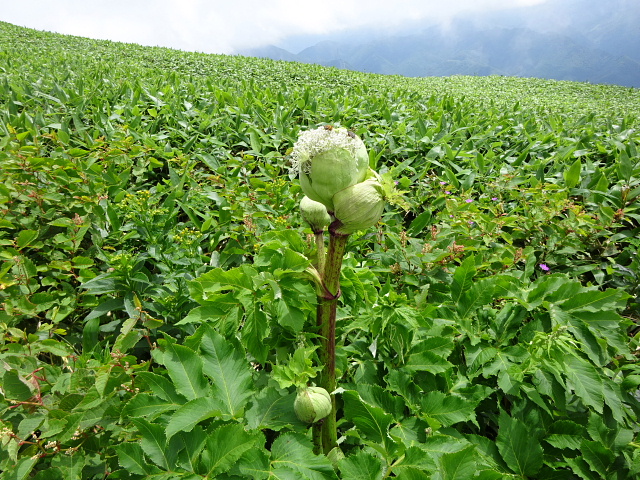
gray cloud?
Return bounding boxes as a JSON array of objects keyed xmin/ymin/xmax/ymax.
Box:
[{"xmin": 1, "ymin": 0, "xmax": 550, "ymax": 54}]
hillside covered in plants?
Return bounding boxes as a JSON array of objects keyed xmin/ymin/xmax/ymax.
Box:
[{"xmin": 0, "ymin": 21, "xmax": 639, "ymax": 480}]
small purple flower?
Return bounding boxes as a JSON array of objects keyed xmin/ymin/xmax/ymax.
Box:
[
  {"xmin": 445, "ymin": 191, "xmax": 451, "ymax": 195},
  {"xmin": 449, "ymin": 215, "xmax": 454, "ymax": 218},
  {"xmin": 440, "ymin": 181, "xmax": 447, "ymax": 185},
  {"xmin": 539, "ymin": 264, "xmax": 550, "ymax": 271},
  {"xmin": 492, "ymin": 197, "xmax": 498, "ymax": 201},
  {"xmin": 465, "ymin": 199, "xmax": 473, "ymax": 203},
  {"xmin": 468, "ymin": 221, "xmax": 475, "ymax": 225}
]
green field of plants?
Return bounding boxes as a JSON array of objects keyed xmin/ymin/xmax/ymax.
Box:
[{"xmin": 1, "ymin": 21, "xmax": 639, "ymax": 479}]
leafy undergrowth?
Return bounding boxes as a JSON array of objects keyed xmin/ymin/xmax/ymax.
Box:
[{"xmin": 1, "ymin": 21, "xmax": 639, "ymax": 480}]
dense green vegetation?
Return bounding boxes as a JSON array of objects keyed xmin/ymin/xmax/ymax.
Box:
[{"xmin": 1, "ymin": 21, "xmax": 639, "ymax": 479}]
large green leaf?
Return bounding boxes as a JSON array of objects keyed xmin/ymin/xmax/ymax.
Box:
[
  {"xmin": 165, "ymin": 397, "xmax": 221, "ymax": 439},
  {"xmin": 245, "ymin": 386, "xmax": 303, "ymax": 430},
  {"xmin": 404, "ymin": 350, "xmax": 453, "ymax": 374},
  {"xmin": 339, "ymin": 450, "xmax": 384, "ymax": 480},
  {"xmin": 419, "ymin": 391, "xmax": 477, "ymax": 427},
  {"xmin": 202, "ymin": 424, "xmax": 260, "ymax": 477},
  {"xmin": 132, "ymin": 417, "xmax": 175, "ymax": 470},
  {"xmin": 391, "ymin": 446, "xmax": 435, "ymax": 477},
  {"xmin": 563, "ymin": 355, "xmax": 604, "ymax": 413},
  {"xmin": 123, "ymin": 393, "xmax": 180, "ymax": 419},
  {"xmin": 450, "ymin": 255, "xmax": 476, "ymax": 306},
  {"xmin": 270, "ymin": 433, "xmax": 338, "ymax": 480},
  {"xmin": 496, "ymin": 414, "xmax": 543, "ymax": 477},
  {"xmin": 116, "ymin": 442, "xmax": 160, "ymax": 476},
  {"xmin": 160, "ymin": 341, "xmax": 209, "ymax": 401},
  {"xmin": 438, "ymin": 445, "xmax": 478, "ymax": 480},
  {"xmin": 199, "ymin": 325, "xmax": 253, "ymax": 418},
  {"xmin": 343, "ymin": 390, "xmax": 394, "ymax": 448}
]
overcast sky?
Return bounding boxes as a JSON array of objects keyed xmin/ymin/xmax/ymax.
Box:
[{"xmin": 1, "ymin": 0, "xmax": 550, "ymax": 54}]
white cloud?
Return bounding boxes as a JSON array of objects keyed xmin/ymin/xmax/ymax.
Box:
[{"xmin": 1, "ymin": 0, "xmax": 551, "ymax": 54}]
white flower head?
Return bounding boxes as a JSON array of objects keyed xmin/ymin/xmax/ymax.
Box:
[
  {"xmin": 290, "ymin": 126, "xmax": 369, "ymax": 211},
  {"xmin": 290, "ymin": 126, "xmax": 360, "ymax": 175}
]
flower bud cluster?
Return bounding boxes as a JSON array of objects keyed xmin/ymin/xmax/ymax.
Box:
[{"xmin": 292, "ymin": 126, "xmax": 385, "ymax": 234}]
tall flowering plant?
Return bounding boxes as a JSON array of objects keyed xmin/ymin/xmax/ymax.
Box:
[{"xmin": 291, "ymin": 126, "xmax": 386, "ymax": 456}]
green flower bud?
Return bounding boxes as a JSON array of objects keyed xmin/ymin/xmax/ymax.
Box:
[
  {"xmin": 294, "ymin": 386, "xmax": 332, "ymax": 423},
  {"xmin": 291, "ymin": 126, "xmax": 369, "ymax": 211},
  {"xmin": 300, "ymin": 196, "xmax": 332, "ymax": 233},
  {"xmin": 332, "ymin": 175, "xmax": 385, "ymax": 235}
]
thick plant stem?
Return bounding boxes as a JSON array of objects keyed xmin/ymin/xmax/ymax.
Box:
[{"xmin": 316, "ymin": 230, "xmax": 349, "ymax": 455}]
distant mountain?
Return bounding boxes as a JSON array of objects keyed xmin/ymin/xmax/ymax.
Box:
[{"xmin": 238, "ymin": 0, "xmax": 640, "ymax": 87}]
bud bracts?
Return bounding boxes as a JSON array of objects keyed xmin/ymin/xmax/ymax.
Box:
[
  {"xmin": 333, "ymin": 176, "xmax": 385, "ymax": 235},
  {"xmin": 300, "ymin": 196, "xmax": 332, "ymax": 233},
  {"xmin": 294, "ymin": 386, "xmax": 332, "ymax": 423}
]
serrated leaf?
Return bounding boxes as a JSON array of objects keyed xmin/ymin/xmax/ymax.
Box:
[
  {"xmin": 392, "ymin": 446, "xmax": 435, "ymax": 476},
  {"xmin": 356, "ymin": 383, "xmax": 406, "ymax": 420},
  {"xmin": 343, "ymin": 390, "xmax": 393, "ymax": 447},
  {"xmin": 580, "ymin": 440, "xmax": 615, "ymax": 478},
  {"xmin": 160, "ymin": 341, "xmax": 208, "ymax": 401},
  {"xmin": 496, "ymin": 413, "xmax": 543, "ymax": 477},
  {"xmin": 16, "ymin": 229, "xmax": 38, "ymax": 249},
  {"xmin": 270, "ymin": 433, "xmax": 338, "ymax": 480},
  {"xmin": 405, "ymin": 350, "xmax": 453, "ymax": 374},
  {"xmin": 123, "ymin": 393, "xmax": 180, "ymax": 418},
  {"xmin": 419, "ymin": 391, "xmax": 476, "ymax": 427},
  {"xmin": 175, "ymin": 427, "xmax": 207, "ymax": 473},
  {"xmin": 136, "ymin": 371, "xmax": 188, "ymax": 404},
  {"xmin": 563, "ymin": 355, "xmax": 604, "ymax": 413},
  {"xmin": 236, "ymin": 448, "xmax": 271, "ymax": 480},
  {"xmin": 202, "ymin": 424, "xmax": 259, "ymax": 476},
  {"xmin": 439, "ymin": 445, "xmax": 477, "ymax": 480},
  {"xmin": 563, "ymin": 455, "xmax": 600, "ymax": 480},
  {"xmin": 199, "ymin": 325, "xmax": 253, "ymax": 418},
  {"xmin": 559, "ymin": 288, "xmax": 628, "ymax": 312},
  {"xmin": 451, "ymin": 255, "xmax": 476, "ymax": 305},
  {"xmin": 116, "ymin": 442, "xmax": 158, "ymax": 475},
  {"xmin": 132, "ymin": 418, "xmax": 173, "ymax": 470},
  {"xmin": 338, "ymin": 450, "xmax": 384, "ymax": 480},
  {"xmin": 245, "ymin": 386, "xmax": 303, "ymax": 430},
  {"xmin": 458, "ymin": 278, "xmax": 495, "ymax": 320},
  {"xmin": 166, "ymin": 396, "xmax": 220, "ymax": 439}
]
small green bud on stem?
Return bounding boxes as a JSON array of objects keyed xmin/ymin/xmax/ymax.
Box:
[{"xmin": 294, "ymin": 386, "xmax": 332, "ymax": 424}]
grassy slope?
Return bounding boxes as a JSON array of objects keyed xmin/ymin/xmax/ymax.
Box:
[{"xmin": 2, "ymin": 21, "xmax": 639, "ymax": 119}]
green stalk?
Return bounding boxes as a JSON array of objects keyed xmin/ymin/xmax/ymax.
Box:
[
  {"xmin": 312, "ymin": 423, "xmax": 323, "ymax": 455},
  {"xmin": 314, "ymin": 231, "xmax": 326, "ymax": 278},
  {"xmin": 316, "ymin": 228, "xmax": 349, "ymax": 455}
]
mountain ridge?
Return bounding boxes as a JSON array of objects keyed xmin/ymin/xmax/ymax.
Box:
[{"xmin": 239, "ymin": 1, "xmax": 640, "ymax": 87}]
